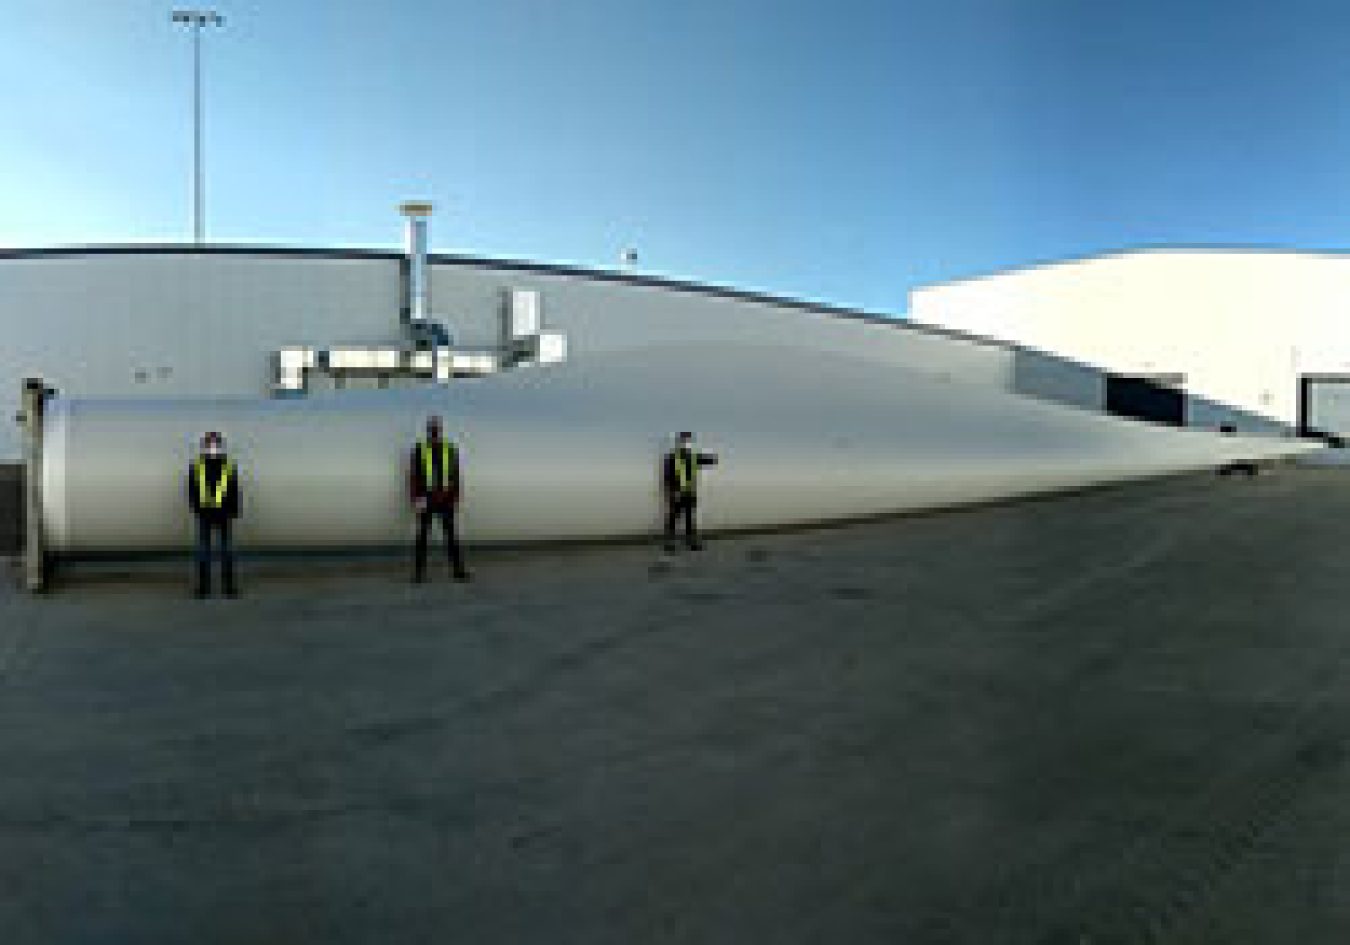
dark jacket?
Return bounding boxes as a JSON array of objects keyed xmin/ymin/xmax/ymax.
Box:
[
  {"xmin": 409, "ymin": 439, "xmax": 461, "ymax": 509},
  {"xmin": 186, "ymin": 454, "xmax": 241, "ymax": 520},
  {"xmin": 663, "ymin": 447, "xmax": 717, "ymax": 498}
]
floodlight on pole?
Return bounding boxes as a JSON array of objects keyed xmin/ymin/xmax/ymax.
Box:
[{"xmin": 171, "ymin": 10, "xmax": 225, "ymax": 244}]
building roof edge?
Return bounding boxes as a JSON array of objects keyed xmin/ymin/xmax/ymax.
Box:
[{"xmin": 908, "ymin": 243, "xmax": 1350, "ymax": 295}]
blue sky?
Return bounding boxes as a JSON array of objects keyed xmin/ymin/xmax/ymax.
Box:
[{"xmin": 3, "ymin": 0, "xmax": 1349, "ymax": 315}]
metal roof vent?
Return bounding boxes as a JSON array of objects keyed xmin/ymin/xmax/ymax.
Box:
[{"xmin": 400, "ymin": 200, "xmax": 435, "ymax": 328}]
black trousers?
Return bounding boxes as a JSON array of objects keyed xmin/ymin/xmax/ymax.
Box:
[
  {"xmin": 414, "ymin": 507, "xmax": 467, "ymax": 577},
  {"xmin": 665, "ymin": 494, "xmax": 699, "ymax": 545},
  {"xmin": 194, "ymin": 516, "xmax": 236, "ymax": 592}
]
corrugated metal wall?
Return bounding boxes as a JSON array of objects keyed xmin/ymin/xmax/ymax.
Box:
[
  {"xmin": 0, "ymin": 249, "xmax": 1072, "ymax": 462},
  {"xmin": 0, "ymin": 252, "xmax": 402, "ymax": 458},
  {"xmin": 0, "ymin": 248, "xmax": 1268, "ymax": 465}
]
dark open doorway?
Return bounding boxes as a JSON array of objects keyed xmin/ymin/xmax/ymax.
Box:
[
  {"xmin": 1105, "ymin": 375, "xmax": 1186, "ymax": 427},
  {"xmin": 1298, "ymin": 374, "xmax": 1350, "ymax": 443}
]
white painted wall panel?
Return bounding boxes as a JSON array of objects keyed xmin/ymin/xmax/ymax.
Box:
[
  {"xmin": 5, "ymin": 248, "xmax": 1293, "ymax": 467},
  {"xmin": 428, "ymin": 261, "xmax": 1018, "ymax": 387},
  {"xmin": 1, "ymin": 251, "xmax": 1036, "ymax": 462},
  {"xmin": 911, "ymin": 249, "xmax": 1350, "ymax": 428},
  {"xmin": 0, "ymin": 253, "xmax": 402, "ymax": 459}
]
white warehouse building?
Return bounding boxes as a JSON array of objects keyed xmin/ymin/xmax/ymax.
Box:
[
  {"xmin": 0, "ymin": 224, "xmax": 1322, "ymax": 566},
  {"xmin": 2, "ymin": 238, "xmax": 1331, "ymax": 470},
  {"xmin": 910, "ymin": 247, "xmax": 1350, "ymax": 437},
  {"xmin": 0, "ymin": 234, "xmax": 1135, "ymax": 465}
]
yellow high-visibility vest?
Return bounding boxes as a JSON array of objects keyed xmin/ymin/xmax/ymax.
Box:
[
  {"xmin": 195, "ymin": 459, "xmax": 233, "ymax": 508},
  {"xmin": 674, "ymin": 449, "xmax": 696, "ymax": 492},
  {"xmin": 419, "ymin": 440, "xmax": 455, "ymax": 490}
]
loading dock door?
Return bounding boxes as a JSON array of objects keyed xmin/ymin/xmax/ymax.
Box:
[
  {"xmin": 1105, "ymin": 376, "xmax": 1185, "ymax": 427},
  {"xmin": 1299, "ymin": 375, "xmax": 1350, "ymax": 439}
]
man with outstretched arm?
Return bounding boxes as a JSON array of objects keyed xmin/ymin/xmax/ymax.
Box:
[{"xmin": 663, "ymin": 430, "xmax": 719, "ymax": 552}]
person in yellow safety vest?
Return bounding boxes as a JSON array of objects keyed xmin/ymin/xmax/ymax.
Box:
[
  {"xmin": 662, "ymin": 430, "xmax": 719, "ymax": 553},
  {"xmin": 186, "ymin": 430, "xmax": 241, "ymax": 598},
  {"xmin": 409, "ymin": 415, "xmax": 471, "ymax": 583}
]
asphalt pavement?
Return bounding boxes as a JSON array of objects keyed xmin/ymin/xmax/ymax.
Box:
[{"xmin": 2, "ymin": 465, "xmax": 1349, "ymax": 943}]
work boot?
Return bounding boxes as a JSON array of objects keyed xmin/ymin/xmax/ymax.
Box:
[
  {"xmin": 688, "ymin": 540, "xmax": 704, "ymax": 551},
  {"xmin": 453, "ymin": 568, "xmax": 473, "ymax": 583},
  {"xmin": 195, "ymin": 564, "xmax": 211, "ymax": 599},
  {"xmin": 223, "ymin": 583, "xmax": 240, "ymax": 599}
]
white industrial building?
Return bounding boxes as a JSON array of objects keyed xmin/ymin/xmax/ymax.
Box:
[
  {"xmin": 1, "ymin": 232, "xmax": 1329, "ymax": 475},
  {"xmin": 0, "ymin": 210, "xmax": 1141, "ymax": 466},
  {"xmin": 3, "ymin": 218, "xmax": 1325, "ymax": 573},
  {"xmin": 910, "ymin": 247, "xmax": 1350, "ymax": 437}
]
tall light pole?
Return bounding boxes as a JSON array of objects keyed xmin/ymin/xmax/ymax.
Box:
[{"xmin": 171, "ymin": 10, "xmax": 224, "ymax": 244}]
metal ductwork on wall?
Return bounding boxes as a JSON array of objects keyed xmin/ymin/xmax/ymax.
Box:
[{"xmin": 271, "ymin": 203, "xmax": 566, "ymax": 395}]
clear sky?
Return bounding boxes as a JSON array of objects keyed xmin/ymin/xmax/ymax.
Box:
[{"xmin": 3, "ymin": 0, "xmax": 1349, "ymax": 315}]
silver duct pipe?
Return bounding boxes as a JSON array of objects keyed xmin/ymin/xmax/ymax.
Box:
[{"xmin": 400, "ymin": 201, "xmax": 433, "ymax": 325}]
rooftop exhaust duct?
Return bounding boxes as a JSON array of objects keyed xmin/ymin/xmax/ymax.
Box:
[
  {"xmin": 401, "ymin": 200, "xmax": 433, "ymax": 324},
  {"xmin": 399, "ymin": 201, "xmax": 450, "ymax": 347}
]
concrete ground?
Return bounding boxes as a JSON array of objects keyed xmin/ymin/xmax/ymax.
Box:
[{"xmin": 2, "ymin": 466, "xmax": 1350, "ymax": 943}]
